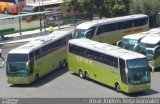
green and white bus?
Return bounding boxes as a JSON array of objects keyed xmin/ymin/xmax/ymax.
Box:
[
  {"xmin": 6, "ymin": 31, "xmax": 71, "ymax": 84},
  {"xmin": 117, "ymin": 30, "xmax": 160, "ymax": 72},
  {"xmin": 72, "ymin": 14, "xmax": 149, "ymax": 44},
  {"xmin": 68, "ymin": 38, "xmax": 151, "ymax": 93},
  {"xmin": 138, "ymin": 33, "xmax": 160, "ymax": 72},
  {"xmin": 116, "ymin": 32, "xmax": 150, "ymax": 51}
]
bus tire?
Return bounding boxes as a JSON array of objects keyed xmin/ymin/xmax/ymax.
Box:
[
  {"xmin": 59, "ymin": 61, "xmax": 63, "ymax": 68},
  {"xmin": 79, "ymin": 70, "xmax": 84, "ymax": 78},
  {"xmin": 115, "ymin": 83, "xmax": 121, "ymax": 92},
  {"xmin": 35, "ymin": 74, "xmax": 39, "ymax": 83},
  {"xmin": 63, "ymin": 59, "xmax": 67, "ymax": 67},
  {"xmin": 84, "ymin": 71, "xmax": 89, "ymax": 79},
  {"xmin": 4, "ymin": 9, "xmax": 8, "ymax": 14}
]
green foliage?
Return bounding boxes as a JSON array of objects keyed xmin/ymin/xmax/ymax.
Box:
[
  {"xmin": 62, "ymin": 0, "xmax": 131, "ymax": 18},
  {"xmin": 132, "ymin": 0, "xmax": 160, "ymax": 15}
]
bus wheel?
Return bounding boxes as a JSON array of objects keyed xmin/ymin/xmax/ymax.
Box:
[
  {"xmin": 59, "ymin": 61, "xmax": 63, "ymax": 68},
  {"xmin": 115, "ymin": 83, "xmax": 121, "ymax": 92},
  {"xmin": 63, "ymin": 59, "xmax": 67, "ymax": 67},
  {"xmin": 79, "ymin": 70, "xmax": 84, "ymax": 78},
  {"xmin": 35, "ymin": 74, "xmax": 39, "ymax": 83},
  {"xmin": 4, "ymin": 9, "xmax": 8, "ymax": 14},
  {"xmin": 85, "ymin": 71, "xmax": 89, "ymax": 79}
]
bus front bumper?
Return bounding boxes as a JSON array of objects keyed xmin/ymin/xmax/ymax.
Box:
[
  {"xmin": 7, "ymin": 77, "xmax": 31, "ymax": 85},
  {"xmin": 127, "ymin": 83, "xmax": 151, "ymax": 93}
]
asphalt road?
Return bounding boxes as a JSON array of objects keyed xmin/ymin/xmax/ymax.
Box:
[
  {"xmin": 0, "ymin": 42, "xmax": 160, "ymax": 98},
  {"xmin": 0, "ymin": 13, "xmax": 13, "ymax": 18}
]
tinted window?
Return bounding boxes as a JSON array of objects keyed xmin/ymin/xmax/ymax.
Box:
[
  {"xmin": 41, "ymin": 37, "xmax": 67, "ymax": 57},
  {"xmin": 86, "ymin": 26, "xmax": 97, "ymax": 39},
  {"xmin": 69, "ymin": 44, "xmax": 118, "ymax": 68},
  {"xmin": 134, "ymin": 17, "xmax": 148, "ymax": 27},
  {"xmin": 97, "ymin": 23, "xmax": 116, "ymax": 35},
  {"xmin": 122, "ymin": 20, "xmax": 132, "ymax": 29},
  {"xmin": 7, "ymin": 54, "xmax": 28, "ymax": 62}
]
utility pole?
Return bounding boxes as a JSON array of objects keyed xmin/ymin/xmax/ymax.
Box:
[
  {"xmin": 18, "ymin": 0, "xmax": 22, "ymax": 37},
  {"xmin": 39, "ymin": 0, "xmax": 42, "ymax": 32}
]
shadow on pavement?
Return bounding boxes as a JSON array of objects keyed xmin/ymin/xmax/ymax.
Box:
[
  {"xmin": 10, "ymin": 67, "xmax": 68, "ymax": 88},
  {"xmin": 124, "ymin": 89, "xmax": 159, "ymax": 97},
  {"xmin": 71, "ymin": 73, "xmax": 159, "ymax": 97}
]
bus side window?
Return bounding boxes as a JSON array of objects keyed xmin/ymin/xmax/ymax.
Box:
[
  {"xmin": 122, "ymin": 20, "xmax": 132, "ymax": 29},
  {"xmin": 86, "ymin": 26, "xmax": 97, "ymax": 39},
  {"xmin": 116, "ymin": 22, "xmax": 123, "ymax": 30},
  {"xmin": 133, "ymin": 17, "xmax": 148, "ymax": 27},
  {"xmin": 119, "ymin": 58, "xmax": 127, "ymax": 84}
]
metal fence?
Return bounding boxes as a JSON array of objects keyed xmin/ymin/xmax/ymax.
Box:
[{"xmin": 0, "ymin": 12, "xmax": 92, "ymax": 36}]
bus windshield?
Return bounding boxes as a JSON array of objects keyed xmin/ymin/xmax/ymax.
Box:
[
  {"xmin": 74, "ymin": 29, "xmax": 86, "ymax": 38},
  {"xmin": 127, "ymin": 58, "xmax": 150, "ymax": 85},
  {"xmin": 122, "ymin": 39, "xmax": 138, "ymax": 50},
  {"xmin": 7, "ymin": 54, "xmax": 28, "ymax": 62},
  {"xmin": 6, "ymin": 62, "xmax": 28, "ymax": 77},
  {"xmin": 140, "ymin": 43, "xmax": 156, "ymax": 55}
]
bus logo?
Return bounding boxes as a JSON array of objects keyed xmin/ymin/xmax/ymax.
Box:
[{"xmin": 76, "ymin": 56, "xmax": 93, "ymax": 65}]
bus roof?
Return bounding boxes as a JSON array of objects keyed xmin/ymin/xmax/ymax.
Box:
[
  {"xmin": 123, "ymin": 32, "xmax": 147, "ymax": 40},
  {"xmin": 76, "ymin": 14, "xmax": 148, "ymax": 29},
  {"xmin": 122, "ymin": 30, "xmax": 155, "ymax": 40},
  {"xmin": 69, "ymin": 38, "xmax": 146, "ymax": 60},
  {"xmin": 8, "ymin": 31, "xmax": 70, "ymax": 54},
  {"xmin": 149, "ymin": 27, "xmax": 160, "ymax": 32},
  {"xmin": 140, "ymin": 32, "xmax": 160, "ymax": 44}
]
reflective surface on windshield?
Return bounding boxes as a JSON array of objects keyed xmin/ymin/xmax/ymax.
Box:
[
  {"xmin": 122, "ymin": 39, "xmax": 138, "ymax": 50},
  {"xmin": 6, "ymin": 62, "xmax": 28, "ymax": 77},
  {"xmin": 7, "ymin": 54, "xmax": 28, "ymax": 62},
  {"xmin": 140, "ymin": 43, "xmax": 156, "ymax": 54},
  {"xmin": 74, "ymin": 29, "xmax": 86, "ymax": 38},
  {"xmin": 127, "ymin": 58, "xmax": 150, "ymax": 85}
]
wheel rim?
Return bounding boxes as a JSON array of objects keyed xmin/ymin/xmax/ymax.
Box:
[
  {"xmin": 116, "ymin": 84, "xmax": 121, "ymax": 92},
  {"xmin": 85, "ymin": 72, "xmax": 89, "ymax": 79},
  {"xmin": 4, "ymin": 9, "xmax": 7, "ymax": 14},
  {"xmin": 79, "ymin": 70, "xmax": 83, "ymax": 78},
  {"xmin": 35, "ymin": 74, "xmax": 39, "ymax": 82},
  {"xmin": 63, "ymin": 60, "xmax": 66, "ymax": 67}
]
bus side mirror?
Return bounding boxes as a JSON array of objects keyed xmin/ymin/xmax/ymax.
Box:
[
  {"xmin": 153, "ymin": 45, "xmax": 160, "ymax": 54},
  {"xmin": 116, "ymin": 40, "xmax": 122, "ymax": 47},
  {"xmin": 134, "ymin": 44, "xmax": 140, "ymax": 52},
  {"xmin": 153, "ymin": 45, "xmax": 160, "ymax": 58}
]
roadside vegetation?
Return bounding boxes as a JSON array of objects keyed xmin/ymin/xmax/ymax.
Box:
[{"xmin": 62, "ymin": 0, "xmax": 160, "ymax": 27}]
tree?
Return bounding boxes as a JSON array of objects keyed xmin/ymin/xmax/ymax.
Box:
[{"xmin": 62, "ymin": 0, "xmax": 131, "ymax": 18}]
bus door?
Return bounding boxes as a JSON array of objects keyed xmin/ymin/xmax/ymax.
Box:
[
  {"xmin": 119, "ymin": 58, "xmax": 127, "ymax": 84},
  {"xmin": 29, "ymin": 51, "xmax": 34, "ymax": 75}
]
